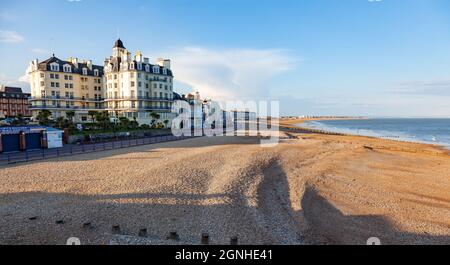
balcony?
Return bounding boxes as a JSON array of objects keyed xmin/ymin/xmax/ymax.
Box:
[
  {"xmin": 30, "ymin": 96, "xmax": 103, "ymax": 102},
  {"xmin": 29, "ymin": 105, "xmax": 104, "ymax": 110},
  {"xmin": 104, "ymin": 96, "xmax": 172, "ymax": 101}
]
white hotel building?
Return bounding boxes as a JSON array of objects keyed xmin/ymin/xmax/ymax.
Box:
[
  {"xmin": 104, "ymin": 39, "xmax": 175, "ymax": 123},
  {"xmin": 28, "ymin": 39, "xmax": 176, "ymax": 124}
]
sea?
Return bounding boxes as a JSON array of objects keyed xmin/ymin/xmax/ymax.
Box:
[{"xmin": 300, "ymin": 118, "xmax": 450, "ymax": 149}]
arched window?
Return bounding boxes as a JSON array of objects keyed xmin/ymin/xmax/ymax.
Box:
[
  {"xmin": 152, "ymin": 66, "xmax": 160, "ymax": 74},
  {"xmin": 94, "ymin": 69, "xmax": 99, "ymax": 76}
]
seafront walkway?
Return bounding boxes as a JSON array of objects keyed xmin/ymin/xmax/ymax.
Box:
[{"xmin": 0, "ymin": 134, "xmax": 194, "ymax": 166}]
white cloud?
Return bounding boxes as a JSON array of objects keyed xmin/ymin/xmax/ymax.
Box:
[
  {"xmin": 67, "ymin": 0, "xmax": 82, "ymax": 2},
  {"xmin": 147, "ymin": 46, "xmax": 295, "ymax": 101},
  {"xmin": 0, "ymin": 73, "xmax": 30, "ymax": 92},
  {"xmin": 0, "ymin": 30, "xmax": 24, "ymax": 43}
]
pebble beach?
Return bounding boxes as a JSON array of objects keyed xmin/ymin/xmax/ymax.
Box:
[{"xmin": 0, "ymin": 123, "xmax": 449, "ymax": 245}]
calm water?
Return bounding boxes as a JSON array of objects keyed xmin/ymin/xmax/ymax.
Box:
[{"xmin": 301, "ymin": 118, "xmax": 450, "ymax": 148}]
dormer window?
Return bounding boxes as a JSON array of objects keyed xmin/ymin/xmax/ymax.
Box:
[
  {"xmin": 153, "ymin": 66, "xmax": 160, "ymax": 74},
  {"xmin": 63, "ymin": 65, "xmax": 71, "ymax": 73},
  {"xmin": 162, "ymin": 68, "xmax": 167, "ymax": 75},
  {"xmin": 82, "ymin": 68, "xmax": 88, "ymax": 75},
  {"xmin": 94, "ymin": 69, "xmax": 99, "ymax": 76},
  {"xmin": 145, "ymin": 65, "xmax": 150, "ymax": 72},
  {"xmin": 130, "ymin": 63, "xmax": 135, "ymax": 70},
  {"xmin": 137, "ymin": 63, "xmax": 142, "ymax": 71},
  {"xmin": 50, "ymin": 63, "xmax": 59, "ymax": 71}
]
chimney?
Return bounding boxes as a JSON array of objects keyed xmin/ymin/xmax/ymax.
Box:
[
  {"xmin": 71, "ymin": 58, "xmax": 79, "ymax": 68},
  {"xmin": 144, "ymin": 57, "xmax": 149, "ymax": 64},
  {"xmin": 156, "ymin": 58, "xmax": 171, "ymax": 69},
  {"xmin": 135, "ymin": 51, "xmax": 142, "ymax": 62},
  {"xmin": 87, "ymin": 60, "xmax": 92, "ymax": 70}
]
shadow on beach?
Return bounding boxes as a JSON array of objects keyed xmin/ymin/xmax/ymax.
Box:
[{"xmin": 1, "ymin": 158, "xmax": 448, "ymax": 245}]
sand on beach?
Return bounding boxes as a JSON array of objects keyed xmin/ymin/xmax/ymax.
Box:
[{"xmin": 0, "ymin": 124, "xmax": 449, "ymax": 245}]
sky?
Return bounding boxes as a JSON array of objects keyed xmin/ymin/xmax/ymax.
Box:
[{"xmin": 1, "ymin": 0, "xmax": 450, "ymax": 117}]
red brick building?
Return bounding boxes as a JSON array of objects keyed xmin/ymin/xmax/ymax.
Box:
[{"xmin": 0, "ymin": 86, "xmax": 32, "ymax": 118}]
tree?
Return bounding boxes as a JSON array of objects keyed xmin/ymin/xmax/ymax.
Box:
[
  {"xmin": 55, "ymin": 117, "xmax": 68, "ymax": 129},
  {"xmin": 37, "ymin": 110, "xmax": 52, "ymax": 126},
  {"xmin": 118, "ymin": 116, "xmax": 130, "ymax": 129},
  {"xmin": 150, "ymin": 112, "xmax": 160, "ymax": 126},
  {"xmin": 88, "ymin": 110, "xmax": 98, "ymax": 123},
  {"xmin": 66, "ymin": 111, "xmax": 75, "ymax": 124},
  {"xmin": 95, "ymin": 111, "xmax": 110, "ymax": 131}
]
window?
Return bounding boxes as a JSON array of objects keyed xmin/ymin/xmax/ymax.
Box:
[
  {"xmin": 51, "ymin": 82, "xmax": 55, "ymax": 87},
  {"xmin": 131, "ymin": 81, "xmax": 135, "ymax": 87},
  {"xmin": 138, "ymin": 82, "xmax": 142, "ymax": 87},
  {"xmin": 40, "ymin": 73, "xmax": 45, "ymax": 78},
  {"xmin": 50, "ymin": 64, "xmax": 59, "ymax": 71},
  {"xmin": 94, "ymin": 69, "xmax": 99, "ymax": 76},
  {"xmin": 55, "ymin": 74, "xmax": 59, "ymax": 79},
  {"xmin": 162, "ymin": 68, "xmax": 167, "ymax": 75},
  {"xmin": 40, "ymin": 81, "xmax": 45, "ymax": 86},
  {"xmin": 63, "ymin": 65, "xmax": 71, "ymax": 73},
  {"xmin": 137, "ymin": 63, "xmax": 142, "ymax": 71},
  {"xmin": 159, "ymin": 84, "xmax": 162, "ymax": 89},
  {"xmin": 145, "ymin": 65, "xmax": 150, "ymax": 72},
  {"xmin": 138, "ymin": 73, "xmax": 141, "ymax": 78},
  {"xmin": 50, "ymin": 73, "xmax": 54, "ymax": 79},
  {"xmin": 69, "ymin": 84, "xmax": 73, "ymax": 89},
  {"xmin": 145, "ymin": 84, "xmax": 149, "ymax": 89},
  {"xmin": 82, "ymin": 68, "xmax": 88, "ymax": 75},
  {"xmin": 165, "ymin": 85, "xmax": 168, "ymax": 90},
  {"xmin": 69, "ymin": 76, "xmax": 73, "ymax": 81},
  {"xmin": 130, "ymin": 63, "xmax": 135, "ymax": 70},
  {"xmin": 153, "ymin": 83, "xmax": 157, "ymax": 88},
  {"xmin": 65, "ymin": 83, "xmax": 69, "ymax": 88},
  {"xmin": 152, "ymin": 66, "xmax": 160, "ymax": 74}
]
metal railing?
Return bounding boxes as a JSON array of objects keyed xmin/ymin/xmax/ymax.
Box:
[{"xmin": 0, "ymin": 134, "xmax": 193, "ymax": 166}]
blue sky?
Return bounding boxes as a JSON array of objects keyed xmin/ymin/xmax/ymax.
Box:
[{"xmin": 1, "ymin": 0, "xmax": 450, "ymax": 117}]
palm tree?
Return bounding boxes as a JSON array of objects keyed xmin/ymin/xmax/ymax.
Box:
[
  {"xmin": 37, "ymin": 110, "xmax": 52, "ymax": 126},
  {"xmin": 95, "ymin": 111, "xmax": 110, "ymax": 131},
  {"xmin": 88, "ymin": 110, "xmax": 97, "ymax": 123},
  {"xmin": 150, "ymin": 112, "xmax": 160, "ymax": 126},
  {"xmin": 66, "ymin": 111, "xmax": 75, "ymax": 124}
]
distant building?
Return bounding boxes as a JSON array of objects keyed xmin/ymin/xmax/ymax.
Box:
[
  {"xmin": 103, "ymin": 39, "xmax": 175, "ymax": 124},
  {"xmin": 0, "ymin": 86, "xmax": 32, "ymax": 118},
  {"xmin": 27, "ymin": 55, "xmax": 104, "ymax": 122}
]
